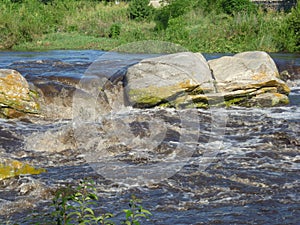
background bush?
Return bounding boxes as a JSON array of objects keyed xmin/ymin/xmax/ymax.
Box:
[
  {"xmin": 128, "ymin": 0, "xmax": 153, "ymax": 21},
  {"xmin": 286, "ymin": 2, "xmax": 300, "ymax": 51},
  {"xmin": 217, "ymin": 0, "xmax": 257, "ymax": 15},
  {"xmin": 0, "ymin": 0, "xmax": 299, "ymax": 53},
  {"xmin": 109, "ymin": 23, "xmax": 121, "ymax": 38},
  {"xmin": 154, "ymin": 0, "xmax": 195, "ymax": 30}
]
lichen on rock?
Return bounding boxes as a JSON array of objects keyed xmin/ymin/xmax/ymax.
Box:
[
  {"xmin": 0, "ymin": 69, "xmax": 40, "ymax": 118},
  {"xmin": 125, "ymin": 51, "xmax": 292, "ymax": 109},
  {"xmin": 208, "ymin": 51, "xmax": 290, "ymax": 107},
  {"xmin": 0, "ymin": 159, "xmax": 46, "ymax": 180},
  {"xmin": 125, "ymin": 52, "xmax": 215, "ymax": 108}
]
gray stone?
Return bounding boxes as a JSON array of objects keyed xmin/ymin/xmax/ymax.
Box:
[
  {"xmin": 208, "ymin": 51, "xmax": 290, "ymax": 95},
  {"xmin": 123, "ymin": 51, "xmax": 291, "ymax": 108},
  {"xmin": 125, "ymin": 52, "xmax": 214, "ymax": 107}
]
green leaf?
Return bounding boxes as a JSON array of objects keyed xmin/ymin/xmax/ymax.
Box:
[
  {"xmin": 83, "ymin": 207, "xmax": 95, "ymax": 215},
  {"xmin": 133, "ymin": 220, "xmax": 140, "ymax": 225},
  {"xmin": 74, "ymin": 192, "xmax": 84, "ymax": 197},
  {"xmin": 68, "ymin": 211, "xmax": 82, "ymax": 217},
  {"xmin": 86, "ymin": 201, "xmax": 97, "ymax": 206},
  {"xmin": 105, "ymin": 213, "xmax": 114, "ymax": 218},
  {"xmin": 88, "ymin": 193, "xmax": 98, "ymax": 199},
  {"xmin": 123, "ymin": 209, "xmax": 132, "ymax": 220},
  {"xmin": 141, "ymin": 209, "xmax": 152, "ymax": 215},
  {"xmin": 79, "ymin": 221, "xmax": 90, "ymax": 225}
]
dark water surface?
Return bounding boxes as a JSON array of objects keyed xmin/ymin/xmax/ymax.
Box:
[{"xmin": 0, "ymin": 51, "xmax": 299, "ymax": 224}]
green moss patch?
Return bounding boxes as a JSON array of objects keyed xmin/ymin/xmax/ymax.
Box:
[{"xmin": 0, "ymin": 160, "xmax": 46, "ymax": 180}]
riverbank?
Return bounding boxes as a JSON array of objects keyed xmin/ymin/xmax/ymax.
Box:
[{"xmin": 0, "ymin": 0, "xmax": 299, "ymax": 53}]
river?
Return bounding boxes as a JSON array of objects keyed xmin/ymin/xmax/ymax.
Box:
[{"xmin": 0, "ymin": 50, "xmax": 299, "ymax": 224}]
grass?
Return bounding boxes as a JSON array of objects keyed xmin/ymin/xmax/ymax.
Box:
[
  {"xmin": 14, "ymin": 33, "xmax": 122, "ymax": 51},
  {"xmin": 0, "ymin": 0, "xmax": 299, "ymax": 53},
  {"xmin": 163, "ymin": 7, "xmax": 291, "ymax": 53}
]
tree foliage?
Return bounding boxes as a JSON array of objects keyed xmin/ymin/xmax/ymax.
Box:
[
  {"xmin": 154, "ymin": 0, "xmax": 193, "ymax": 30},
  {"xmin": 217, "ymin": 0, "xmax": 257, "ymax": 15},
  {"xmin": 128, "ymin": 0, "xmax": 153, "ymax": 21},
  {"xmin": 285, "ymin": 2, "xmax": 300, "ymax": 51}
]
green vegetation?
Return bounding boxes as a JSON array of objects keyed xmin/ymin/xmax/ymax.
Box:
[
  {"xmin": 29, "ymin": 179, "xmax": 152, "ymax": 224},
  {"xmin": 128, "ymin": 0, "xmax": 153, "ymax": 21},
  {"xmin": 0, "ymin": 0, "xmax": 299, "ymax": 52},
  {"xmin": 122, "ymin": 195, "xmax": 152, "ymax": 225},
  {"xmin": 217, "ymin": 0, "xmax": 258, "ymax": 15}
]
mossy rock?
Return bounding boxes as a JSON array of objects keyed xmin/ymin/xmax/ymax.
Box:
[
  {"xmin": 248, "ymin": 93, "xmax": 289, "ymax": 107},
  {"xmin": 208, "ymin": 51, "xmax": 290, "ymax": 97},
  {"xmin": 0, "ymin": 69, "xmax": 40, "ymax": 118},
  {"xmin": 0, "ymin": 159, "xmax": 46, "ymax": 180},
  {"xmin": 126, "ymin": 52, "xmax": 214, "ymax": 108}
]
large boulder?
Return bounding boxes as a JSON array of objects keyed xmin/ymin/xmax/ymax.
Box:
[
  {"xmin": 208, "ymin": 51, "xmax": 290, "ymax": 107},
  {"xmin": 125, "ymin": 52, "xmax": 215, "ymax": 108},
  {"xmin": 0, "ymin": 69, "xmax": 40, "ymax": 118},
  {"xmin": 125, "ymin": 51, "xmax": 290, "ymax": 108}
]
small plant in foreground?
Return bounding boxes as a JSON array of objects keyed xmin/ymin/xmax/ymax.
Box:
[
  {"xmin": 50, "ymin": 179, "xmax": 114, "ymax": 225},
  {"xmin": 67, "ymin": 179, "xmax": 100, "ymax": 224},
  {"xmin": 122, "ymin": 195, "xmax": 152, "ymax": 225},
  {"xmin": 51, "ymin": 185, "xmax": 75, "ymax": 224},
  {"xmin": 30, "ymin": 179, "xmax": 151, "ymax": 225}
]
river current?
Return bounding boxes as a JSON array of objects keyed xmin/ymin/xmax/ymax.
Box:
[{"xmin": 0, "ymin": 50, "xmax": 299, "ymax": 224}]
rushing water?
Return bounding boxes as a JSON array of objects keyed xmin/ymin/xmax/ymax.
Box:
[{"xmin": 0, "ymin": 50, "xmax": 299, "ymax": 224}]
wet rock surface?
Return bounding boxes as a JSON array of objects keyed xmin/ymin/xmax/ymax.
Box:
[{"xmin": 0, "ymin": 50, "xmax": 299, "ymax": 224}]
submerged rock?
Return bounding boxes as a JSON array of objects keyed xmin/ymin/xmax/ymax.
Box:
[{"xmin": 0, "ymin": 69, "xmax": 40, "ymax": 118}]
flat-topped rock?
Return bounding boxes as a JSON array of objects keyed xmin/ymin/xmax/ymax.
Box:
[
  {"xmin": 125, "ymin": 52, "xmax": 214, "ymax": 108},
  {"xmin": 125, "ymin": 51, "xmax": 290, "ymax": 108},
  {"xmin": 208, "ymin": 51, "xmax": 290, "ymax": 94}
]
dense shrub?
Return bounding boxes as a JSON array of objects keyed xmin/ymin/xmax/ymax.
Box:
[
  {"xmin": 275, "ymin": 2, "xmax": 300, "ymax": 52},
  {"xmin": 286, "ymin": 2, "xmax": 300, "ymax": 51},
  {"xmin": 194, "ymin": 0, "xmax": 220, "ymax": 14},
  {"xmin": 0, "ymin": 0, "xmax": 299, "ymax": 52},
  {"xmin": 128, "ymin": 0, "xmax": 153, "ymax": 21},
  {"xmin": 109, "ymin": 23, "xmax": 121, "ymax": 38},
  {"xmin": 217, "ymin": 0, "xmax": 257, "ymax": 15},
  {"xmin": 154, "ymin": 0, "xmax": 193, "ymax": 30},
  {"xmin": 154, "ymin": 6, "xmax": 171, "ymax": 30},
  {"xmin": 0, "ymin": 0, "xmax": 64, "ymax": 48},
  {"xmin": 165, "ymin": 16, "xmax": 189, "ymax": 44}
]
